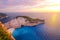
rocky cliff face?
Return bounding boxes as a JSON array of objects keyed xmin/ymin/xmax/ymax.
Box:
[
  {"xmin": 16, "ymin": 16, "xmax": 44, "ymax": 26},
  {"xmin": 4, "ymin": 16, "xmax": 44, "ymax": 28}
]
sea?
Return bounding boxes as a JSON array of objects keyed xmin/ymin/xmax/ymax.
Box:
[{"xmin": 2, "ymin": 12, "xmax": 60, "ymax": 40}]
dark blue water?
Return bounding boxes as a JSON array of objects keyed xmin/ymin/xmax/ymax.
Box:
[{"xmin": 12, "ymin": 24, "xmax": 47, "ymax": 40}]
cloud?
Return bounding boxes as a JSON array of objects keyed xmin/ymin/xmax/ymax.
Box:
[
  {"xmin": 0, "ymin": 0, "xmax": 44, "ymax": 11},
  {"xmin": 0, "ymin": 0, "xmax": 43, "ymax": 6},
  {"xmin": 0, "ymin": 0, "xmax": 60, "ymax": 12}
]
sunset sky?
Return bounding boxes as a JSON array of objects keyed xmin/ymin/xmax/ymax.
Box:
[
  {"xmin": 0, "ymin": 0, "xmax": 60, "ymax": 37},
  {"xmin": 0, "ymin": 0, "xmax": 60, "ymax": 12}
]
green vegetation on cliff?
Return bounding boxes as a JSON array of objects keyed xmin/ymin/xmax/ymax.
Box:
[
  {"xmin": 16, "ymin": 16, "xmax": 33, "ymax": 21},
  {"xmin": 16, "ymin": 16, "xmax": 44, "ymax": 22},
  {"xmin": 0, "ymin": 22, "xmax": 14, "ymax": 40}
]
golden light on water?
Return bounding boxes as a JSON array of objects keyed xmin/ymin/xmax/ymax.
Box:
[
  {"xmin": 49, "ymin": 13, "xmax": 58, "ymax": 26},
  {"xmin": 51, "ymin": 13, "xmax": 57, "ymax": 24},
  {"xmin": 46, "ymin": 13, "xmax": 58, "ymax": 33}
]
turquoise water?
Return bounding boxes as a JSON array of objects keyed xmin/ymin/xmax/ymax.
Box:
[
  {"xmin": 2, "ymin": 13, "xmax": 60, "ymax": 40},
  {"xmin": 12, "ymin": 24, "xmax": 46, "ymax": 40}
]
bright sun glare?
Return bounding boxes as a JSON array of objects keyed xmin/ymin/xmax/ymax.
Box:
[
  {"xmin": 31, "ymin": 0, "xmax": 60, "ymax": 12},
  {"xmin": 46, "ymin": 0, "xmax": 60, "ymax": 10}
]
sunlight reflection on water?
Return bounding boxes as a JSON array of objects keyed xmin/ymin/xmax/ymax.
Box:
[
  {"xmin": 5, "ymin": 13, "xmax": 60, "ymax": 40},
  {"xmin": 44, "ymin": 13, "xmax": 60, "ymax": 40}
]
